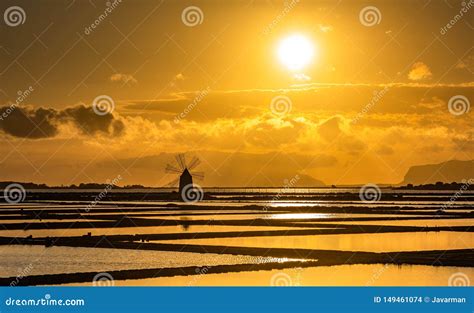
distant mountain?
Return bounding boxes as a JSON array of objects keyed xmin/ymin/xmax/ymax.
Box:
[
  {"xmin": 95, "ymin": 151, "xmax": 327, "ymax": 187},
  {"xmin": 401, "ymin": 160, "xmax": 474, "ymax": 185},
  {"xmin": 0, "ymin": 181, "xmax": 147, "ymax": 190},
  {"xmin": 0, "ymin": 182, "xmax": 49, "ymax": 189}
]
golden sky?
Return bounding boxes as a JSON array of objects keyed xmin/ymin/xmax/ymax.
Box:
[{"xmin": 0, "ymin": 0, "xmax": 473, "ymax": 186}]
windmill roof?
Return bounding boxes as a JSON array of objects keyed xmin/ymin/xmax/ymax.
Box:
[{"xmin": 181, "ymin": 168, "xmax": 192, "ymax": 176}]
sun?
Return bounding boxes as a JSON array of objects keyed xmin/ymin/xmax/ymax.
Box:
[{"xmin": 277, "ymin": 34, "xmax": 315, "ymax": 72}]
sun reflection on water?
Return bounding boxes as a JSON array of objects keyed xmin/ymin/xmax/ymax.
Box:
[{"xmin": 268, "ymin": 213, "xmax": 335, "ymax": 219}]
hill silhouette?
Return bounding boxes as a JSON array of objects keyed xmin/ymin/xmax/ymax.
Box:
[
  {"xmin": 95, "ymin": 152, "xmax": 327, "ymax": 187},
  {"xmin": 0, "ymin": 181, "xmax": 147, "ymax": 190},
  {"xmin": 402, "ymin": 159, "xmax": 474, "ymax": 185}
]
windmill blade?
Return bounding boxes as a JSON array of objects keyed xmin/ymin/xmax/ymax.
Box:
[
  {"xmin": 187, "ymin": 156, "xmax": 201, "ymax": 170},
  {"xmin": 165, "ymin": 177, "xmax": 180, "ymax": 187},
  {"xmin": 191, "ymin": 171, "xmax": 205, "ymax": 180},
  {"xmin": 176, "ymin": 154, "xmax": 186, "ymax": 170},
  {"xmin": 165, "ymin": 163, "xmax": 182, "ymax": 174}
]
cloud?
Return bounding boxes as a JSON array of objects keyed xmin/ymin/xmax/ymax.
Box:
[
  {"xmin": 452, "ymin": 131, "xmax": 474, "ymax": 152},
  {"xmin": 174, "ymin": 73, "xmax": 185, "ymax": 81},
  {"xmin": 376, "ymin": 145, "xmax": 394, "ymax": 155},
  {"xmin": 0, "ymin": 106, "xmax": 58, "ymax": 139},
  {"xmin": 94, "ymin": 151, "xmax": 334, "ymax": 187},
  {"xmin": 415, "ymin": 96, "xmax": 444, "ymax": 110},
  {"xmin": 318, "ymin": 116, "xmax": 342, "ymax": 141},
  {"xmin": 2, "ymin": 82, "xmax": 472, "ymax": 185},
  {"xmin": 292, "ymin": 82, "xmax": 474, "ymax": 89},
  {"xmin": 110, "ymin": 73, "xmax": 137, "ymax": 85},
  {"xmin": 60, "ymin": 105, "xmax": 125, "ymax": 137},
  {"xmin": 293, "ymin": 73, "xmax": 311, "ymax": 82},
  {"xmin": 318, "ymin": 24, "xmax": 333, "ymax": 33},
  {"xmin": 408, "ymin": 62, "xmax": 433, "ymax": 81},
  {"xmin": 0, "ymin": 104, "xmax": 124, "ymax": 139},
  {"xmin": 455, "ymin": 54, "xmax": 474, "ymax": 72},
  {"xmin": 121, "ymin": 82, "xmax": 474, "ymax": 126}
]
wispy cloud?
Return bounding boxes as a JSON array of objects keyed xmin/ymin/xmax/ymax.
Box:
[
  {"xmin": 408, "ymin": 62, "xmax": 433, "ymax": 81},
  {"xmin": 110, "ymin": 73, "xmax": 138, "ymax": 85},
  {"xmin": 318, "ymin": 24, "xmax": 333, "ymax": 33},
  {"xmin": 174, "ymin": 73, "xmax": 185, "ymax": 81},
  {"xmin": 455, "ymin": 54, "xmax": 474, "ymax": 72}
]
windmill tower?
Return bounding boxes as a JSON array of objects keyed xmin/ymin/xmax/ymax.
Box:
[
  {"xmin": 179, "ymin": 168, "xmax": 193, "ymax": 196},
  {"xmin": 165, "ymin": 154, "xmax": 204, "ymax": 201}
]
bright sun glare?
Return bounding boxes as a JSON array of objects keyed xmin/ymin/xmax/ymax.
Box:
[{"xmin": 277, "ymin": 34, "xmax": 315, "ymax": 72}]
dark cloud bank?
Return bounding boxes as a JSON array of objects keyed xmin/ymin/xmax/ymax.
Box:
[{"xmin": 0, "ymin": 104, "xmax": 124, "ymax": 139}]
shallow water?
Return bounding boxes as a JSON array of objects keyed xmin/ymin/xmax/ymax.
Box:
[
  {"xmin": 1, "ymin": 193, "xmax": 472, "ymax": 286},
  {"xmin": 265, "ymin": 213, "xmax": 423, "ymax": 219},
  {"xmin": 157, "ymin": 231, "xmax": 474, "ymax": 252},
  {"xmin": 23, "ymin": 200, "xmax": 473, "ymax": 208},
  {"xmin": 101, "ymin": 264, "xmax": 474, "ymax": 286},
  {"xmin": 0, "ymin": 225, "xmax": 303, "ymax": 238},
  {"xmin": 136, "ymin": 213, "xmax": 427, "ymax": 221},
  {"xmin": 0, "ymin": 245, "xmax": 298, "ymax": 277},
  {"xmin": 0, "ymin": 219, "xmax": 110, "ymax": 224},
  {"xmin": 330, "ymin": 219, "xmax": 474, "ymax": 227}
]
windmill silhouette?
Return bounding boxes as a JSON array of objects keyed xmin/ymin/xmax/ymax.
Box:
[{"xmin": 165, "ymin": 154, "xmax": 204, "ymax": 202}]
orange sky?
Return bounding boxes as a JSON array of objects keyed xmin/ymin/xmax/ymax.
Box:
[{"xmin": 0, "ymin": 0, "xmax": 473, "ymax": 186}]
